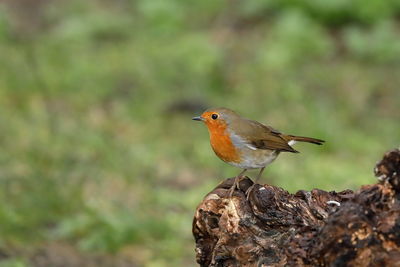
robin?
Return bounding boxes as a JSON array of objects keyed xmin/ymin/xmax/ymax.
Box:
[{"xmin": 192, "ymin": 107, "xmax": 325, "ymax": 197}]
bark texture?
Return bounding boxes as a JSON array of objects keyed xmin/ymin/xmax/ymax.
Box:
[{"xmin": 193, "ymin": 149, "xmax": 400, "ymax": 267}]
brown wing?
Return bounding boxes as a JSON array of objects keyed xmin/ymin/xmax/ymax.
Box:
[
  {"xmin": 232, "ymin": 119, "xmax": 299, "ymax": 153},
  {"xmin": 250, "ymin": 134, "xmax": 299, "ymax": 153}
]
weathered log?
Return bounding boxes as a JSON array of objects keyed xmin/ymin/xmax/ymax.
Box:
[{"xmin": 193, "ymin": 149, "xmax": 400, "ymax": 266}]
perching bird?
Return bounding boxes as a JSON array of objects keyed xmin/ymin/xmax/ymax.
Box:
[{"xmin": 193, "ymin": 107, "xmax": 324, "ymax": 196}]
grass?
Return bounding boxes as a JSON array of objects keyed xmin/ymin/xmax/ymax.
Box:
[{"xmin": 0, "ymin": 0, "xmax": 399, "ymax": 266}]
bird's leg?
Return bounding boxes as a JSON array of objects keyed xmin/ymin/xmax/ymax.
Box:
[
  {"xmin": 254, "ymin": 167, "xmax": 265, "ymax": 184},
  {"xmin": 228, "ymin": 169, "xmax": 247, "ymax": 198},
  {"xmin": 245, "ymin": 167, "xmax": 265, "ymax": 198}
]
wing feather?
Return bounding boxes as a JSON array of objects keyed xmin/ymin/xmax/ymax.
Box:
[{"xmin": 231, "ymin": 119, "xmax": 298, "ymax": 153}]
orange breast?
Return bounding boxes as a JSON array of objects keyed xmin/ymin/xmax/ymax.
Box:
[{"xmin": 208, "ymin": 123, "xmax": 241, "ymax": 164}]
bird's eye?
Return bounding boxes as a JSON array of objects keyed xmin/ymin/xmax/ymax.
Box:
[{"xmin": 211, "ymin": 114, "xmax": 218, "ymax": 120}]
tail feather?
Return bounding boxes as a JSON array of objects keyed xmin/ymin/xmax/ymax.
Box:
[{"xmin": 287, "ymin": 135, "xmax": 325, "ymax": 145}]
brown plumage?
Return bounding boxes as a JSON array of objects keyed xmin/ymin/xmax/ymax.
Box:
[{"xmin": 193, "ymin": 107, "xmax": 325, "ymax": 196}]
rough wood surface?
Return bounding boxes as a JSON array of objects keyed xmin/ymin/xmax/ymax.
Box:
[{"xmin": 193, "ymin": 149, "xmax": 400, "ymax": 267}]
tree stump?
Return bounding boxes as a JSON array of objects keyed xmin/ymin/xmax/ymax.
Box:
[{"xmin": 193, "ymin": 149, "xmax": 400, "ymax": 266}]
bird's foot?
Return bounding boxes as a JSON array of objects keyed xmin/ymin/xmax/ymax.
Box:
[
  {"xmin": 228, "ymin": 175, "xmax": 245, "ymax": 198},
  {"xmin": 245, "ymin": 183, "xmax": 256, "ymax": 200}
]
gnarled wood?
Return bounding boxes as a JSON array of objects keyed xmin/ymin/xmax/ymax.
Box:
[{"xmin": 193, "ymin": 149, "xmax": 400, "ymax": 266}]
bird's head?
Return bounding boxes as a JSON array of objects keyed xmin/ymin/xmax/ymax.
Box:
[{"xmin": 192, "ymin": 107, "xmax": 239, "ymax": 130}]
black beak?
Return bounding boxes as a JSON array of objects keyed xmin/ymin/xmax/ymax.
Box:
[{"xmin": 192, "ymin": 116, "xmax": 203, "ymax": 121}]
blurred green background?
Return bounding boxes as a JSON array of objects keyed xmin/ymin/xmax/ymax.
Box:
[{"xmin": 0, "ymin": 0, "xmax": 399, "ymax": 266}]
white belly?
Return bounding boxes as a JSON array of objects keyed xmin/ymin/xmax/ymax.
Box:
[
  {"xmin": 229, "ymin": 149, "xmax": 279, "ymax": 169},
  {"xmin": 228, "ymin": 131, "xmax": 279, "ymax": 169}
]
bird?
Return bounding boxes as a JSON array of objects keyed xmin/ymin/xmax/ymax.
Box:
[{"xmin": 192, "ymin": 107, "xmax": 325, "ymax": 197}]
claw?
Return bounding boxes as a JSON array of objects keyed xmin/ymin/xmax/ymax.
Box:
[
  {"xmin": 228, "ymin": 169, "xmax": 248, "ymax": 198},
  {"xmin": 245, "ymin": 184, "xmax": 256, "ymax": 200},
  {"xmin": 228, "ymin": 182, "xmax": 236, "ymax": 198},
  {"xmin": 229, "ymin": 176, "xmax": 241, "ymax": 197}
]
